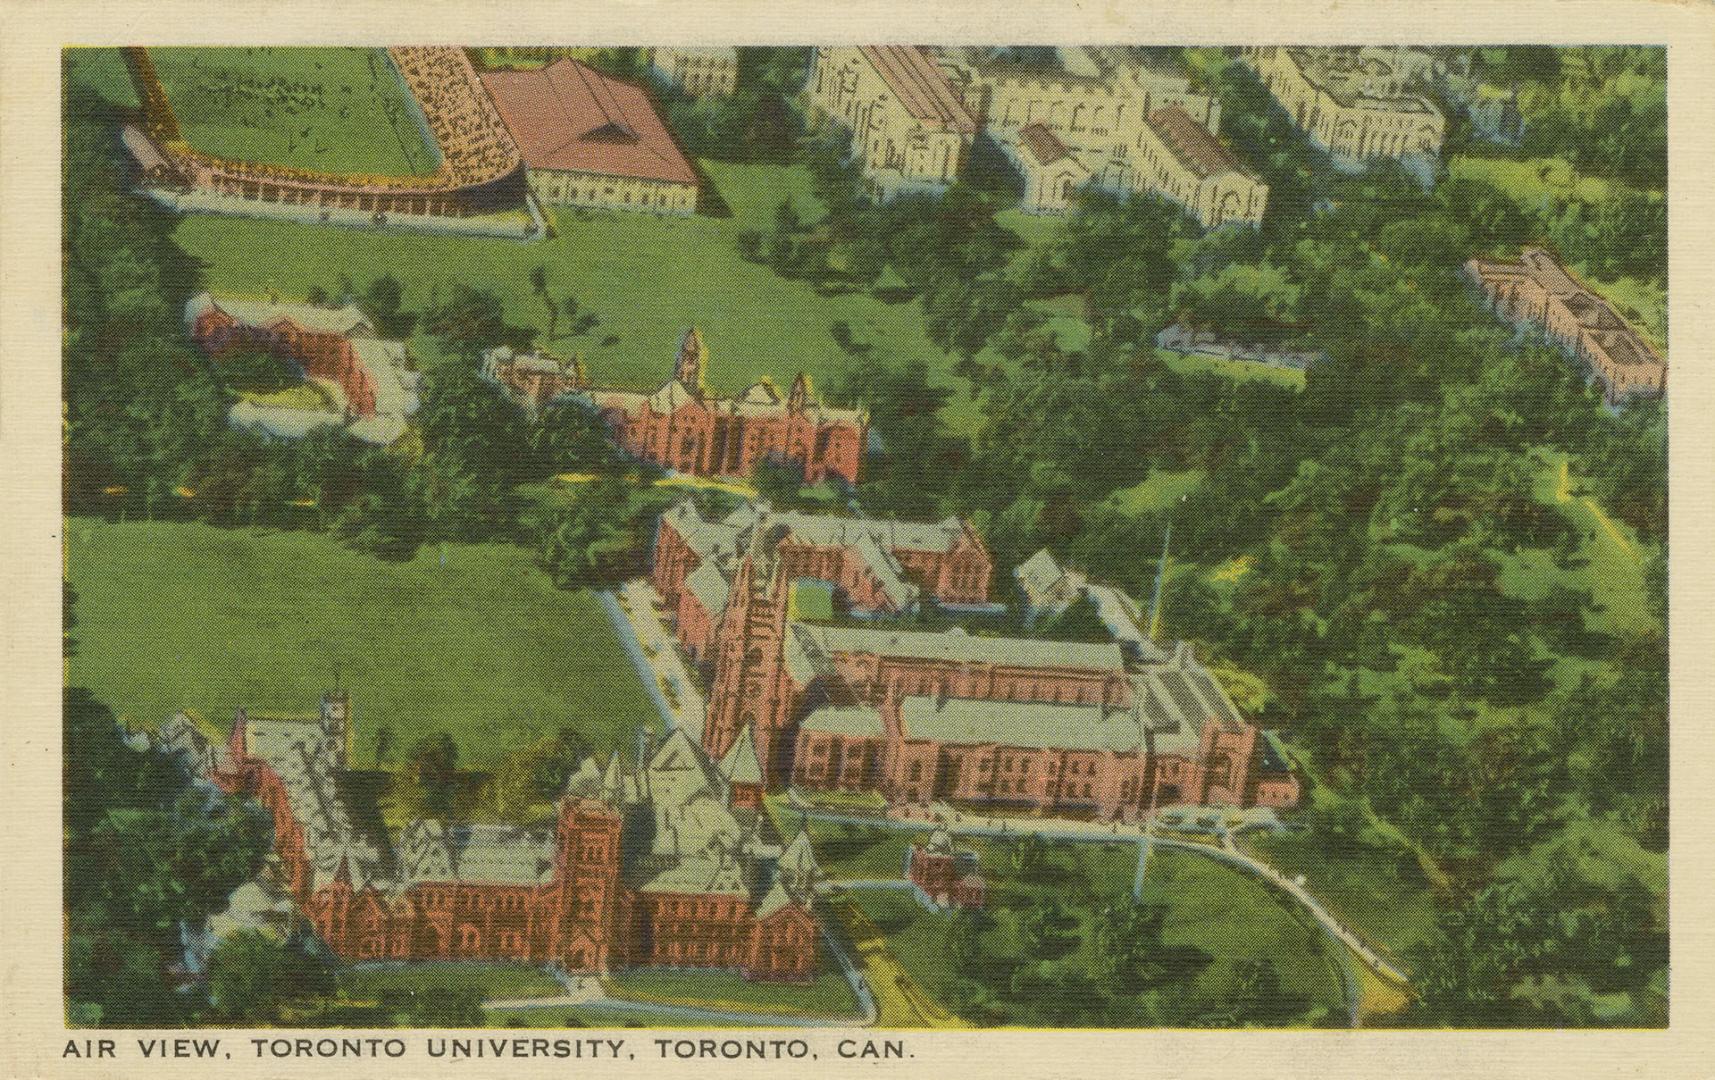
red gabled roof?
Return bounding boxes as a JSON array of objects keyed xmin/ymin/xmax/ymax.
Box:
[
  {"xmin": 1147, "ymin": 106, "xmax": 1245, "ymax": 180},
  {"xmin": 1018, "ymin": 123, "xmax": 1071, "ymax": 165},
  {"xmin": 480, "ymin": 58, "xmax": 699, "ymax": 186},
  {"xmin": 859, "ymin": 45, "xmax": 977, "ymax": 135}
]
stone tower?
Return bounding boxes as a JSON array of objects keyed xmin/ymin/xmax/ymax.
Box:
[
  {"xmin": 674, "ymin": 328, "xmax": 708, "ymax": 397},
  {"xmin": 318, "ymin": 690, "xmax": 352, "ymax": 770},
  {"xmin": 552, "ymin": 796, "xmax": 623, "ymax": 972},
  {"xmin": 703, "ymin": 521, "xmax": 794, "ymax": 781},
  {"xmin": 787, "ymin": 372, "xmax": 811, "ymax": 412}
]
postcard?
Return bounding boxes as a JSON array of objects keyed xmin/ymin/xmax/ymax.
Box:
[{"xmin": 3, "ymin": 2, "xmax": 1712, "ymax": 1078}]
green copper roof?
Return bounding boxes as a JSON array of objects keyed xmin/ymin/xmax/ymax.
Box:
[
  {"xmin": 803, "ymin": 624, "xmax": 1124, "ymax": 671},
  {"xmin": 718, "ymin": 725, "xmax": 764, "ymax": 786},
  {"xmin": 800, "ymin": 704, "xmax": 886, "ymax": 738}
]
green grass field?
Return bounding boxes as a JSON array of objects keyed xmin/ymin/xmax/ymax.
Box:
[
  {"xmin": 1159, "ymin": 350, "xmax": 1309, "ymax": 389},
  {"xmin": 166, "ymin": 160, "xmax": 981, "ymax": 424},
  {"xmin": 1448, "ymin": 155, "xmax": 1627, "ymax": 206},
  {"xmin": 604, "ymin": 960, "xmax": 860, "ymax": 1018},
  {"xmin": 1241, "ymin": 830, "xmax": 1440, "ymax": 967},
  {"xmin": 147, "ymin": 47, "xmax": 440, "ymax": 177},
  {"xmin": 1511, "ymin": 449, "xmax": 1658, "ymax": 638},
  {"xmin": 1105, "ymin": 468, "xmax": 1208, "ymax": 516},
  {"xmin": 811, "ymin": 815, "xmax": 1346, "ymax": 1027},
  {"xmin": 339, "ymin": 961, "xmax": 563, "ymax": 1004},
  {"xmin": 64, "ymin": 517, "xmax": 659, "ymax": 767}
]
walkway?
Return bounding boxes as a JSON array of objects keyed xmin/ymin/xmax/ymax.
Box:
[
  {"xmin": 482, "ymin": 923, "xmax": 875, "ymax": 1028},
  {"xmin": 778, "ymin": 800, "xmax": 1409, "ymax": 998},
  {"xmin": 598, "ymin": 582, "xmax": 705, "ymax": 740}
]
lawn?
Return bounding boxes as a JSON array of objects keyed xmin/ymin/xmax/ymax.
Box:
[
  {"xmin": 1158, "ymin": 350, "xmax": 1309, "ymax": 390},
  {"xmin": 167, "ymin": 159, "xmax": 978, "ymax": 425},
  {"xmin": 604, "ymin": 959, "xmax": 860, "ymax": 1018},
  {"xmin": 147, "ymin": 47, "xmax": 440, "ymax": 177},
  {"xmin": 63, "ymin": 517, "xmax": 660, "ymax": 767},
  {"xmin": 1510, "ymin": 448, "xmax": 1658, "ymax": 638},
  {"xmin": 821, "ymin": 817, "xmax": 1348, "ymax": 1027},
  {"xmin": 1448, "ymin": 154, "xmax": 1628, "ymax": 207},
  {"xmin": 339, "ymin": 961, "xmax": 562, "ymax": 1004},
  {"xmin": 1105, "ymin": 468, "xmax": 1208, "ymax": 516},
  {"xmin": 1241, "ymin": 829, "xmax": 1440, "ymax": 967}
]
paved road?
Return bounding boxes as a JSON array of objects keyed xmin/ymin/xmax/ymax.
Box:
[
  {"xmin": 599, "ymin": 585, "xmax": 707, "ymax": 740},
  {"xmin": 485, "ymin": 928, "xmax": 875, "ymax": 1028}
]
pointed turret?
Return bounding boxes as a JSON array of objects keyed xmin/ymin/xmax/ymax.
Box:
[
  {"xmin": 778, "ymin": 826, "xmax": 820, "ymax": 893},
  {"xmin": 601, "ymin": 751, "xmax": 626, "ymax": 804},
  {"xmin": 788, "ymin": 372, "xmax": 811, "ymax": 412},
  {"xmin": 718, "ymin": 724, "xmax": 764, "ymax": 787}
]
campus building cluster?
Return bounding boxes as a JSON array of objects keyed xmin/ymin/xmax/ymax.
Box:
[
  {"xmin": 1236, "ymin": 46, "xmax": 1446, "ymax": 171},
  {"xmin": 150, "ymin": 694, "xmax": 821, "ymax": 981},
  {"xmin": 653, "ymin": 498, "xmax": 994, "ymax": 672},
  {"xmin": 652, "ymin": 500, "xmax": 1299, "ymax": 821},
  {"xmin": 585, "ymin": 329, "xmax": 868, "ymax": 486},
  {"xmin": 481, "ymin": 58, "xmax": 701, "ymax": 215},
  {"xmin": 652, "ymin": 47, "xmax": 740, "ymax": 97},
  {"xmin": 805, "ymin": 45, "xmax": 1266, "ymax": 229},
  {"xmin": 939, "ymin": 46, "xmax": 1266, "ymax": 228},
  {"xmin": 1465, "ymin": 247, "xmax": 1667, "ymax": 404},
  {"xmin": 185, "ymin": 292, "xmax": 421, "ymax": 444}
]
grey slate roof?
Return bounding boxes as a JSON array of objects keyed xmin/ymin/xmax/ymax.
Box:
[
  {"xmin": 717, "ymin": 725, "xmax": 764, "ymax": 786},
  {"xmin": 900, "ymin": 695, "xmax": 1145, "ymax": 753},
  {"xmin": 801, "ymin": 623, "xmax": 1124, "ymax": 672},
  {"xmin": 799, "ymin": 704, "xmax": 887, "ymax": 738},
  {"xmin": 684, "ymin": 560, "xmax": 733, "ymax": 620}
]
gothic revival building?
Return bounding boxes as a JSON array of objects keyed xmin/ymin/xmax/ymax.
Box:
[
  {"xmin": 588, "ymin": 330, "xmax": 868, "ymax": 485},
  {"xmin": 1465, "ymin": 248, "xmax": 1666, "ymax": 404},
  {"xmin": 185, "ymin": 292, "xmax": 421, "ymax": 445},
  {"xmin": 1237, "ymin": 47, "xmax": 1447, "ymax": 171},
  {"xmin": 655, "ymin": 506, "xmax": 1299, "ymax": 818},
  {"xmin": 162, "ymin": 695, "xmax": 821, "ymax": 981},
  {"xmin": 933, "ymin": 47, "xmax": 1266, "ymax": 228},
  {"xmin": 652, "ymin": 498, "xmax": 994, "ymax": 673},
  {"xmin": 805, "ymin": 46, "xmax": 978, "ymax": 199}
]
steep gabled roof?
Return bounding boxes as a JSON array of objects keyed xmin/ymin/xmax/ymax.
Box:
[
  {"xmin": 718, "ymin": 725, "xmax": 765, "ymax": 786},
  {"xmin": 1147, "ymin": 106, "xmax": 1247, "ymax": 181},
  {"xmin": 859, "ymin": 46, "xmax": 977, "ymax": 134}
]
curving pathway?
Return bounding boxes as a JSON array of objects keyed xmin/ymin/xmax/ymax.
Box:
[{"xmin": 778, "ymin": 798, "xmax": 1409, "ymax": 1008}]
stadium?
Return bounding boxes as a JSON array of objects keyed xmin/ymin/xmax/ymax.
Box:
[{"xmin": 120, "ymin": 46, "xmax": 542, "ymax": 238}]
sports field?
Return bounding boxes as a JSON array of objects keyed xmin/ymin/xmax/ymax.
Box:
[
  {"xmin": 64, "ymin": 517, "xmax": 659, "ymax": 767},
  {"xmin": 148, "ymin": 47, "xmax": 440, "ymax": 177}
]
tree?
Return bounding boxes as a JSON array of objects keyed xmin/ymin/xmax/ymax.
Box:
[
  {"xmin": 1017, "ymin": 898, "xmax": 1078, "ymax": 959},
  {"xmin": 362, "ymin": 273, "xmax": 416, "ymax": 338},
  {"xmin": 205, "ymin": 931, "xmax": 335, "ymax": 1023},
  {"xmin": 530, "ymin": 265, "xmax": 560, "ymax": 341},
  {"xmin": 372, "ymin": 725, "xmax": 397, "ymax": 767},
  {"xmin": 406, "ymin": 733, "xmax": 461, "ymax": 818},
  {"xmin": 424, "ymin": 283, "xmax": 527, "ymax": 359},
  {"xmin": 1093, "ymin": 902, "xmax": 1168, "ymax": 993}
]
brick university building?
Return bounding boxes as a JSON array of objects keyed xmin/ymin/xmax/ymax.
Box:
[{"xmin": 653, "ymin": 500, "xmax": 1300, "ymax": 820}]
